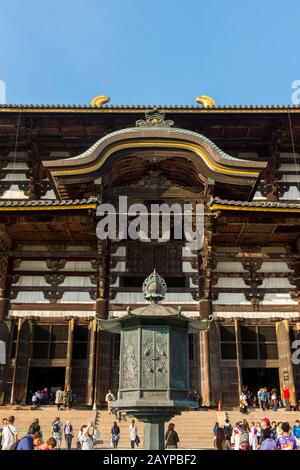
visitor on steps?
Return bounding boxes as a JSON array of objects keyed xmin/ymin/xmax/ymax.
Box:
[
  {"xmin": 67, "ymin": 388, "xmax": 73, "ymax": 409},
  {"xmin": 62, "ymin": 387, "xmax": 68, "ymax": 410},
  {"xmin": 129, "ymin": 419, "xmax": 139, "ymax": 449},
  {"xmin": 64, "ymin": 420, "xmax": 73, "ymax": 450},
  {"xmin": 165, "ymin": 423, "xmax": 180, "ymax": 449},
  {"xmin": 213, "ymin": 422, "xmax": 219, "ymax": 447},
  {"xmin": 232, "ymin": 422, "xmax": 241, "ymax": 450},
  {"xmin": 15, "ymin": 423, "xmax": 40, "ymax": 450},
  {"xmin": 105, "ymin": 390, "xmax": 115, "ymax": 414},
  {"xmin": 292, "ymin": 420, "xmax": 300, "ymax": 448},
  {"xmin": 249, "ymin": 422, "xmax": 258, "ymax": 450},
  {"xmin": 276, "ymin": 422, "xmax": 297, "ymax": 450},
  {"xmin": 0, "ymin": 418, "xmax": 8, "ymax": 450},
  {"xmin": 52, "ymin": 417, "xmax": 62, "ymax": 449},
  {"xmin": 239, "ymin": 391, "xmax": 248, "ymax": 415},
  {"xmin": 111, "ymin": 421, "xmax": 120, "ymax": 448},
  {"xmin": 39, "ymin": 437, "xmax": 57, "ymax": 450},
  {"xmin": 78, "ymin": 423, "xmax": 94, "ymax": 450},
  {"xmin": 1, "ymin": 416, "xmax": 18, "ymax": 450},
  {"xmin": 31, "ymin": 418, "xmax": 43, "ymax": 438},
  {"xmin": 282, "ymin": 385, "xmax": 291, "ymax": 411},
  {"xmin": 55, "ymin": 387, "xmax": 63, "ymax": 411},
  {"xmin": 223, "ymin": 419, "xmax": 232, "ymax": 443},
  {"xmin": 271, "ymin": 389, "xmax": 278, "ymax": 411},
  {"xmin": 215, "ymin": 428, "xmax": 231, "ymax": 450},
  {"xmin": 258, "ymin": 418, "xmax": 273, "ymax": 448},
  {"xmin": 260, "ymin": 388, "xmax": 267, "ymax": 411}
]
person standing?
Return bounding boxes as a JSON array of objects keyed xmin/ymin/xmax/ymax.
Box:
[
  {"xmin": 52, "ymin": 417, "xmax": 62, "ymax": 450},
  {"xmin": 282, "ymin": 385, "xmax": 291, "ymax": 411},
  {"xmin": 232, "ymin": 422, "xmax": 241, "ymax": 451},
  {"xmin": 165, "ymin": 423, "xmax": 180, "ymax": 449},
  {"xmin": 215, "ymin": 428, "xmax": 231, "ymax": 450},
  {"xmin": 271, "ymin": 389, "xmax": 278, "ymax": 411},
  {"xmin": 276, "ymin": 422, "xmax": 297, "ymax": 450},
  {"xmin": 257, "ymin": 388, "xmax": 263, "ymax": 409},
  {"xmin": 62, "ymin": 387, "xmax": 68, "ymax": 410},
  {"xmin": 292, "ymin": 420, "xmax": 300, "ymax": 448},
  {"xmin": 213, "ymin": 422, "xmax": 219, "ymax": 447},
  {"xmin": 0, "ymin": 418, "xmax": 8, "ymax": 450},
  {"xmin": 111, "ymin": 421, "xmax": 120, "ymax": 448},
  {"xmin": 1, "ymin": 416, "xmax": 18, "ymax": 450},
  {"xmin": 239, "ymin": 391, "xmax": 248, "ymax": 415},
  {"xmin": 129, "ymin": 419, "xmax": 138, "ymax": 449},
  {"xmin": 260, "ymin": 388, "xmax": 267, "ymax": 411},
  {"xmin": 223, "ymin": 419, "xmax": 232, "ymax": 444},
  {"xmin": 258, "ymin": 418, "xmax": 273, "ymax": 448},
  {"xmin": 67, "ymin": 388, "xmax": 73, "ymax": 409},
  {"xmin": 78, "ymin": 423, "xmax": 94, "ymax": 450},
  {"xmin": 55, "ymin": 387, "xmax": 63, "ymax": 411},
  {"xmin": 249, "ymin": 422, "xmax": 258, "ymax": 450},
  {"xmin": 64, "ymin": 420, "xmax": 73, "ymax": 450},
  {"xmin": 105, "ymin": 390, "xmax": 115, "ymax": 414}
]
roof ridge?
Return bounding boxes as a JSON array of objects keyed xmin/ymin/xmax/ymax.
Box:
[{"xmin": 1, "ymin": 104, "xmax": 300, "ymax": 111}]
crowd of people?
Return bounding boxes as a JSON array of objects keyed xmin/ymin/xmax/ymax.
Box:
[
  {"xmin": 30, "ymin": 387, "xmax": 74, "ymax": 410},
  {"xmin": 239, "ymin": 385, "xmax": 293, "ymax": 415},
  {"xmin": 0, "ymin": 414, "xmax": 142, "ymax": 450},
  {"xmin": 0, "ymin": 413, "xmax": 181, "ymax": 450},
  {"xmin": 213, "ymin": 417, "xmax": 300, "ymax": 450}
]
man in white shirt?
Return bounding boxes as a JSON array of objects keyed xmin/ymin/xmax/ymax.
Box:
[
  {"xmin": 105, "ymin": 390, "xmax": 115, "ymax": 414},
  {"xmin": 1, "ymin": 416, "xmax": 18, "ymax": 450},
  {"xmin": 129, "ymin": 419, "xmax": 138, "ymax": 449}
]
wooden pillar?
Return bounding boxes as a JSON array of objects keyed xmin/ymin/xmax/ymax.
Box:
[
  {"xmin": 0, "ymin": 226, "xmax": 12, "ymax": 321},
  {"xmin": 209, "ymin": 321, "xmax": 221, "ymax": 406},
  {"xmin": 94, "ymin": 239, "xmax": 113, "ymax": 405},
  {"xmin": 11, "ymin": 319, "xmax": 31, "ymax": 404},
  {"xmin": 197, "ymin": 189, "xmax": 214, "ymax": 406},
  {"xmin": 65, "ymin": 318, "xmax": 74, "ymax": 389},
  {"xmin": 234, "ymin": 319, "xmax": 243, "ymax": 396},
  {"xmin": 0, "ymin": 320, "xmax": 10, "ymax": 404},
  {"xmin": 199, "ymin": 330, "xmax": 211, "ymax": 406},
  {"xmin": 276, "ymin": 320, "xmax": 296, "ymax": 406},
  {"xmin": 86, "ymin": 319, "xmax": 97, "ymax": 406}
]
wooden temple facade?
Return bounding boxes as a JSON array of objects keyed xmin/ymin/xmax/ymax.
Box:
[{"xmin": 0, "ymin": 102, "xmax": 300, "ymax": 406}]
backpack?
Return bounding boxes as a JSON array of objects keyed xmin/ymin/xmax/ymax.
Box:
[
  {"xmin": 224, "ymin": 424, "xmax": 232, "ymax": 438},
  {"xmin": 10, "ymin": 439, "xmax": 20, "ymax": 450},
  {"xmin": 52, "ymin": 422, "xmax": 61, "ymax": 433}
]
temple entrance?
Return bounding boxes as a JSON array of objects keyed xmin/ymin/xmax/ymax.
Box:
[
  {"xmin": 242, "ymin": 367, "xmax": 280, "ymax": 394},
  {"xmin": 27, "ymin": 367, "xmax": 66, "ymax": 403}
]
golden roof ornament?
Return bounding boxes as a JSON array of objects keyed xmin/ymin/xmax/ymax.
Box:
[
  {"xmin": 91, "ymin": 95, "xmax": 110, "ymax": 107},
  {"xmin": 196, "ymin": 95, "xmax": 215, "ymax": 108},
  {"xmin": 136, "ymin": 108, "xmax": 174, "ymax": 128}
]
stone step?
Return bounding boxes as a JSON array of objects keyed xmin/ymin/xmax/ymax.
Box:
[{"xmin": 0, "ymin": 406, "xmax": 218, "ymax": 449}]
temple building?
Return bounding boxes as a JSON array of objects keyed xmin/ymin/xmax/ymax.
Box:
[{"xmin": 0, "ymin": 99, "xmax": 300, "ymax": 407}]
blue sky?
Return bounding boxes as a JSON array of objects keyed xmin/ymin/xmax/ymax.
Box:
[{"xmin": 0, "ymin": 0, "xmax": 300, "ymax": 105}]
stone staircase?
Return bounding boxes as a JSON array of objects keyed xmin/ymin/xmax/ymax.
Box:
[{"xmin": 0, "ymin": 406, "xmax": 218, "ymax": 449}]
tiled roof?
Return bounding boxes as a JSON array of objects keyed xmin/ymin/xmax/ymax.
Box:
[
  {"xmin": 1, "ymin": 104, "xmax": 300, "ymax": 112},
  {"xmin": 210, "ymin": 197, "xmax": 300, "ymax": 209},
  {"xmin": 0, "ymin": 197, "xmax": 97, "ymax": 208}
]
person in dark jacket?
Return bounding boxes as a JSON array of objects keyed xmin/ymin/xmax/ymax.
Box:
[
  {"xmin": 259, "ymin": 418, "xmax": 273, "ymax": 447},
  {"xmin": 111, "ymin": 422, "xmax": 120, "ymax": 448},
  {"xmin": 165, "ymin": 423, "xmax": 180, "ymax": 449},
  {"xmin": 16, "ymin": 424, "xmax": 41, "ymax": 450}
]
